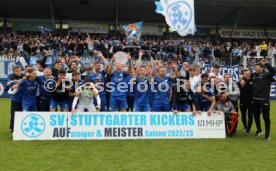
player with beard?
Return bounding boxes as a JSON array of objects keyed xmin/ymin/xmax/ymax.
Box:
[
  {"xmin": 252, "ymin": 59, "xmax": 276, "ymax": 142},
  {"xmin": 71, "ymin": 77, "xmax": 100, "ymax": 113},
  {"xmin": 108, "ymin": 54, "xmax": 132, "ymax": 111},
  {"xmin": 89, "ymin": 52, "xmax": 109, "ymax": 111},
  {"xmin": 215, "ymin": 92, "xmax": 237, "ymax": 136},
  {"xmin": 151, "ymin": 67, "xmax": 172, "ymax": 111}
]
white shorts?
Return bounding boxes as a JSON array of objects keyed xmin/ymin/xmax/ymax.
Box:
[{"xmin": 76, "ymin": 104, "xmax": 96, "ymax": 112}]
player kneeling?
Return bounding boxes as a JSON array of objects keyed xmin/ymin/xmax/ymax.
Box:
[{"xmin": 71, "ymin": 77, "xmax": 101, "ymax": 113}]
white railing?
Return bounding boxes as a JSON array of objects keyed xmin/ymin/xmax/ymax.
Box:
[{"xmin": 242, "ymin": 55, "xmax": 275, "ymax": 69}]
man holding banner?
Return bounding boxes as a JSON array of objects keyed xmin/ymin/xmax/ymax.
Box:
[
  {"xmin": 223, "ymin": 73, "xmax": 240, "ymax": 137},
  {"xmin": 215, "ymin": 92, "xmax": 239, "ymax": 136},
  {"xmin": 193, "ymin": 74, "xmax": 216, "ymax": 116},
  {"xmin": 122, "ymin": 22, "xmax": 143, "ymax": 40}
]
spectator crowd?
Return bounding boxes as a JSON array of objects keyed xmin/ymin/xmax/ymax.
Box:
[{"xmin": 2, "ymin": 32, "xmax": 276, "ymax": 142}]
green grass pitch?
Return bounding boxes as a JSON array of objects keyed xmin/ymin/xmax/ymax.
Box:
[{"xmin": 0, "ymin": 98, "xmax": 275, "ymax": 171}]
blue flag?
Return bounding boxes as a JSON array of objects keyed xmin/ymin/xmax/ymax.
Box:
[
  {"xmin": 122, "ymin": 22, "xmax": 143, "ymax": 40},
  {"xmin": 38, "ymin": 26, "xmax": 51, "ymax": 35},
  {"xmin": 155, "ymin": 0, "xmax": 196, "ymax": 36}
]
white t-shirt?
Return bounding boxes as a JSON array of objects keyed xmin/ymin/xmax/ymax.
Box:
[
  {"xmin": 66, "ymin": 73, "xmax": 73, "ymax": 81},
  {"xmin": 209, "ymin": 73, "xmax": 224, "ymax": 80},
  {"xmin": 37, "ymin": 70, "xmax": 44, "ymax": 77},
  {"xmin": 271, "ymin": 47, "xmax": 276, "ymax": 55},
  {"xmin": 190, "ymin": 75, "xmax": 200, "ymax": 92}
]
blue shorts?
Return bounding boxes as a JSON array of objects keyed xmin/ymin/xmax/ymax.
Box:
[
  {"xmin": 175, "ymin": 103, "xmax": 190, "ymax": 111},
  {"xmin": 93, "ymin": 94, "xmax": 107, "ymax": 111},
  {"xmin": 109, "ymin": 95, "xmax": 128, "ymax": 111},
  {"xmin": 67, "ymin": 99, "xmax": 74, "ymax": 112},
  {"xmin": 152, "ymin": 99, "xmax": 170, "ymax": 112},
  {"xmin": 50, "ymin": 99, "xmax": 69, "ymax": 111},
  {"xmin": 194, "ymin": 93, "xmax": 211, "ymax": 111},
  {"xmin": 100, "ymin": 94, "xmax": 107, "ymax": 111},
  {"xmin": 22, "ymin": 101, "xmax": 36, "ymax": 112},
  {"xmin": 195, "ymin": 101, "xmax": 211, "ymax": 112},
  {"xmin": 133, "ymin": 102, "xmax": 150, "ymax": 112},
  {"xmin": 200, "ymin": 103, "xmax": 211, "ymax": 111}
]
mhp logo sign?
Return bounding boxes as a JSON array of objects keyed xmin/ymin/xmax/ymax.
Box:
[{"xmin": 21, "ymin": 114, "xmax": 46, "ymax": 138}]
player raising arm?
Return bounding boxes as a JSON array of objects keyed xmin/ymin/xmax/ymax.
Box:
[{"xmin": 71, "ymin": 77, "xmax": 100, "ymax": 113}]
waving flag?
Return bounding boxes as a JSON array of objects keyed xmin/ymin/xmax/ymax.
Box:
[
  {"xmin": 122, "ymin": 21, "xmax": 143, "ymax": 40},
  {"xmin": 69, "ymin": 28, "xmax": 82, "ymax": 36},
  {"xmin": 155, "ymin": 0, "xmax": 196, "ymax": 36},
  {"xmin": 38, "ymin": 26, "xmax": 51, "ymax": 35}
]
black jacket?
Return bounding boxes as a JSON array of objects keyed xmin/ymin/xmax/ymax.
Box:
[
  {"xmin": 237, "ymin": 79, "xmax": 253, "ymax": 103},
  {"xmin": 252, "ymin": 63, "xmax": 276, "ymax": 100},
  {"xmin": 171, "ymin": 76, "xmax": 195, "ymax": 110}
]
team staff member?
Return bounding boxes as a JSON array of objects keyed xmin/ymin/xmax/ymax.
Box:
[
  {"xmin": 215, "ymin": 92, "xmax": 237, "ymax": 136},
  {"xmin": 5, "ymin": 65, "xmax": 23, "ymax": 132},
  {"xmin": 252, "ymin": 59, "xmax": 276, "ymax": 142},
  {"xmin": 238, "ymin": 69, "xmax": 253, "ymax": 135},
  {"xmin": 223, "ymin": 73, "xmax": 240, "ymax": 136}
]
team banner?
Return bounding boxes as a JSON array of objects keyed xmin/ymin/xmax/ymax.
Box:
[
  {"xmin": 224, "ymin": 112, "xmax": 239, "ymax": 134},
  {"xmin": 0, "ymin": 60, "xmax": 15, "ymax": 79},
  {"xmin": 38, "ymin": 26, "xmax": 51, "ymax": 35},
  {"xmin": 155, "ymin": 0, "xmax": 196, "ymax": 36},
  {"xmin": 122, "ymin": 22, "xmax": 143, "ymax": 40},
  {"xmin": 13, "ymin": 112, "xmax": 226, "ymax": 140},
  {"xmin": 271, "ymin": 82, "xmax": 276, "ymax": 100},
  {"xmin": 203, "ymin": 64, "xmax": 240, "ymax": 82}
]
